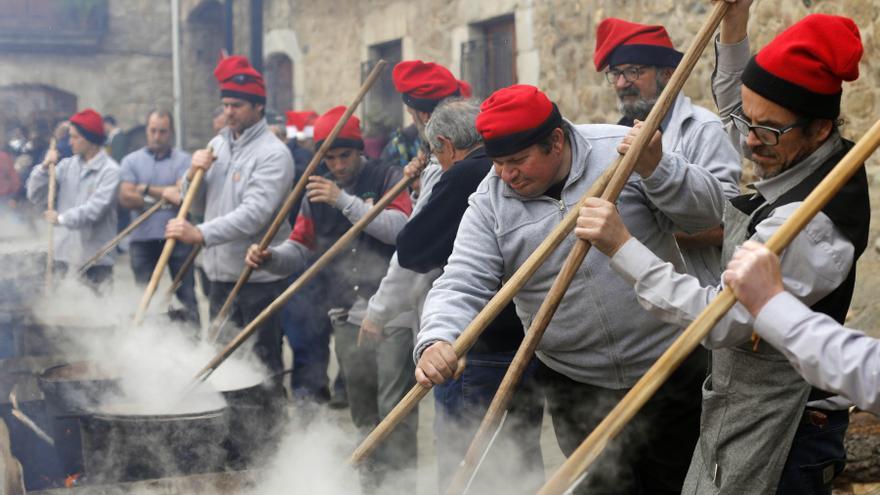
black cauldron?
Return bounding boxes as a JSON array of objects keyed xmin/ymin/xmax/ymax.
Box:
[{"xmin": 80, "ymin": 404, "xmax": 229, "ymax": 484}]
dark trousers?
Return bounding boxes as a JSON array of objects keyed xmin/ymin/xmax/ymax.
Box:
[
  {"xmin": 208, "ymin": 279, "xmax": 285, "ymax": 373},
  {"xmin": 434, "ymin": 353, "xmax": 545, "ymax": 494},
  {"xmin": 129, "ymin": 240, "xmax": 199, "ymax": 324},
  {"xmin": 280, "ymin": 274, "xmax": 332, "ymax": 401},
  {"xmin": 537, "ymin": 348, "xmax": 707, "ymax": 495},
  {"xmin": 53, "ymin": 261, "xmax": 113, "ymax": 295},
  {"xmin": 332, "ymin": 317, "xmax": 417, "ymax": 494},
  {"xmin": 776, "ymin": 408, "xmax": 848, "ymax": 494}
]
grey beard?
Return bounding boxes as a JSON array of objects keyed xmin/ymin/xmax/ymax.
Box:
[
  {"xmin": 617, "ymin": 79, "xmax": 665, "ymax": 122},
  {"xmin": 618, "ymin": 98, "xmax": 656, "ymax": 122}
]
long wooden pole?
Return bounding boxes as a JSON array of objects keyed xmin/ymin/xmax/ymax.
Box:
[
  {"xmin": 165, "ymin": 244, "xmax": 201, "ymax": 299},
  {"xmin": 133, "ymin": 158, "xmax": 208, "ymax": 325},
  {"xmin": 193, "ymin": 172, "xmax": 415, "ymax": 382},
  {"xmin": 205, "ymin": 60, "xmax": 389, "ymax": 341},
  {"xmin": 352, "ymin": 2, "xmax": 731, "ymax": 468},
  {"xmin": 78, "ymin": 199, "xmax": 167, "ymax": 274},
  {"xmin": 445, "ymin": 4, "xmax": 730, "ymax": 493},
  {"xmin": 349, "ymin": 163, "xmax": 617, "ymax": 466},
  {"xmin": 537, "ymin": 119, "xmax": 880, "ymax": 495},
  {"xmin": 44, "ymin": 139, "xmax": 58, "ymax": 293}
]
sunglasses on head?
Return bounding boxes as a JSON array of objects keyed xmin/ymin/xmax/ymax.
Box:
[{"xmin": 227, "ymin": 74, "xmax": 260, "ymax": 85}]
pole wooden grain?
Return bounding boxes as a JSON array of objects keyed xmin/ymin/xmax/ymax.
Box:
[
  {"xmin": 194, "ymin": 172, "xmax": 415, "ymax": 382},
  {"xmin": 78, "ymin": 199, "xmax": 168, "ymax": 274},
  {"xmin": 445, "ymin": 3, "xmax": 730, "ymax": 492},
  {"xmin": 133, "ymin": 164, "xmax": 206, "ymax": 325},
  {"xmin": 44, "ymin": 138, "xmax": 58, "ymax": 293},
  {"xmin": 537, "ymin": 117, "xmax": 880, "ymax": 495}
]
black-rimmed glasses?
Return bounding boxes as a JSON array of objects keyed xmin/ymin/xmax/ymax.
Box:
[
  {"xmin": 729, "ymin": 107, "xmax": 809, "ymax": 146},
  {"xmin": 604, "ymin": 66, "xmax": 652, "ymax": 85}
]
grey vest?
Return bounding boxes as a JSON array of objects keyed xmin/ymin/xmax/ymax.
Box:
[{"xmin": 681, "ymin": 201, "xmax": 811, "ymax": 495}]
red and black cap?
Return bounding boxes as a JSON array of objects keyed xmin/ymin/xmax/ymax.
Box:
[
  {"xmin": 458, "ymin": 79, "xmax": 473, "ymax": 98},
  {"xmin": 392, "ymin": 60, "xmax": 461, "ymax": 113},
  {"xmin": 313, "ymin": 106, "xmax": 364, "ymax": 151},
  {"xmin": 594, "ymin": 18, "xmax": 682, "ymax": 71},
  {"xmin": 742, "ymin": 14, "xmax": 862, "ymax": 120},
  {"xmin": 214, "ymin": 55, "xmax": 266, "ymax": 105},
  {"xmin": 69, "ymin": 108, "xmax": 105, "ymax": 145},
  {"xmin": 475, "ymin": 85, "xmax": 563, "ymax": 158},
  {"xmin": 286, "ymin": 110, "xmax": 318, "ymax": 139}
]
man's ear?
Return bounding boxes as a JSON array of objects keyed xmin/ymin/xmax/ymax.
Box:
[{"xmin": 438, "ymin": 135, "xmax": 453, "ymax": 152}]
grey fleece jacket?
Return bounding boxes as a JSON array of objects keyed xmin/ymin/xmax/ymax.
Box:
[
  {"xmin": 416, "ymin": 122, "xmax": 725, "ymax": 388},
  {"xmin": 27, "ymin": 150, "xmax": 121, "ymax": 267},
  {"xmin": 183, "ymin": 119, "xmax": 295, "ymax": 283}
]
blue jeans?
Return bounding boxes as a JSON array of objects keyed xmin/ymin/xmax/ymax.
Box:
[
  {"xmin": 280, "ymin": 274, "xmax": 333, "ymax": 400},
  {"xmin": 776, "ymin": 408, "xmax": 848, "ymax": 495},
  {"xmin": 129, "ymin": 240, "xmax": 199, "ymax": 324},
  {"xmin": 433, "ymin": 353, "xmax": 545, "ymax": 494}
]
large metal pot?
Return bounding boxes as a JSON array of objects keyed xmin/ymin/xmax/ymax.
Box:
[
  {"xmin": 38, "ymin": 362, "xmax": 119, "ymax": 417},
  {"xmin": 80, "ymin": 404, "xmax": 229, "ymax": 484},
  {"xmin": 37, "ymin": 361, "xmax": 120, "ymax": 480},
  {"xmin": 212, "ymin": 370, "xmax": 288, "ymax": 468}
]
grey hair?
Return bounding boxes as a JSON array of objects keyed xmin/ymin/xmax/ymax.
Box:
[{"xmin": 424, "ymin": 97, "xmax": 482, "ymax": 152}]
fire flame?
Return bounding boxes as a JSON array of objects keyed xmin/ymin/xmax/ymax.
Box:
[{"xmin": 64, "ymin": 473, "xmax": 82, "ymax": 488}]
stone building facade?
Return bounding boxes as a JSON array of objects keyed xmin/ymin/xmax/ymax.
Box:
[
  {"xmin": 0, "ymin": 1, "xmax": 175, "ymax": 145},
  {"xmin": 252, "ymin": 0, "xmax": 880, "ymax": 165},
  {"xmin": 3, "ymin": 0, "xmax": 878, "ymax": 159}
]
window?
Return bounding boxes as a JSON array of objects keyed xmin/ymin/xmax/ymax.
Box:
[
  {"xmin": 0, "ymin": 0, "xmax": 109, "ymax": 51},
  {"xmin": 461, "ymin": 15, "xmax": 516, "ymax": 100},
  {"xmin": 362, "ymin": 39, "xmax": 403, "ymax": 137},
  {"xmin": 265, "ymin": 53, "xmax": 294, "ymax": 115}
]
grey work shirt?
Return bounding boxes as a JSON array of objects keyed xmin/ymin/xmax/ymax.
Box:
[
  {"xmin": 26, "ymin": 150, "xmax": 121, "ymax": 267},
  {"xmin": 119, "ymin": 147, "xmax": 191, "ymax": 242},
  {"xmin": 755, "ymin": 291, "xmax": 880, "ymax": 414},
  {"xmin": 416, "ymin": 122, "xmax": 725, "ymax": 387},
  {"xmin": 183, "ymin": 118, "xmax": 295, "ymax": 283},
  {"xmin": 609, "ymin": 134, "xmax": 853, "ymax": 349},
  {"xmin": 661, "ymin": 93, "xmax": 742, "ymax": 285}
]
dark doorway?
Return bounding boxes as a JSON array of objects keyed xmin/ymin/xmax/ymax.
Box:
[
  {"xmin": 362, "ymin": 39, "xmax": 403, "ymax": 139},
  {"xmin": 0, "ymin": 84, "xmax": 77, "ymax": 139},
  {"xmin": 461, "ymin": 15, "xmax": 517, "ymax": 100},
  {"xmin": 265, "ymin": 53, "xmax": 293, "ymax": 115}
]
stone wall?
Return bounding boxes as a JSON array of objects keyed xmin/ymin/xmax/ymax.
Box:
[
  {"xmin": 263, "ymin": 0, "xmax": 879, "ymax": 161},
  {"xmin": 0, "ymin": 1, "xmax": 174, "ymax": 132}
]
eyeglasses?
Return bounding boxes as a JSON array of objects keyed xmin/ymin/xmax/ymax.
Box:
[
  {"xmin": 604, "ymin": 66, "xmax": 652, "ymax": 85},
  {"xmin": 729, "ymin": 107, "xmax": 809, "ymax": 146}
]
